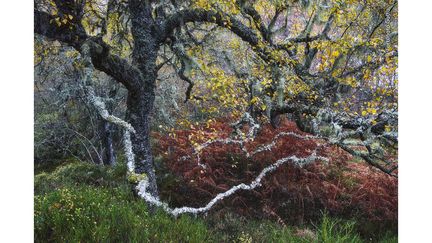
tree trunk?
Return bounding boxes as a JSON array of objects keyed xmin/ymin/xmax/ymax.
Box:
[
  {"xmin": 102, "ymin": 120, "xmax": 116, "ymax": 166},
  {"xmin": 127, "ymin": 88, "xmax": 159, "ymax": 198},
  {"xmin": 127, "ymin": 1, "xmax": 161, "ymax": 199},
  {"xmin": 102, "ymin": 87, "xmax": 118, "ymax": 166}
]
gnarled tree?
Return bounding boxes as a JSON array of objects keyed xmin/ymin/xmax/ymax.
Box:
[{"xmin": 35, "ymin": 0, "xmax": 398, "ymax": 200}]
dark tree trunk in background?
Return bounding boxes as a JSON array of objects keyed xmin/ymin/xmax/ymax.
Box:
[
  {"xmin": 103, "ymin": 87, "xmax": 119, "ymax": 166},
  {"xmin": 102, "ymin": 120, "xmax": 116, "ymax": 166}
]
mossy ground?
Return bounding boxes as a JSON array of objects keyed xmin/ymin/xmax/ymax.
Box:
[{"xmin": 34, "ymin": 161, "xmax": 397, "ymax": 242}]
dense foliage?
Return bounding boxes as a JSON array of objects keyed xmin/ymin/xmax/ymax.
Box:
[
  {"xmin": 155, "ymin": 117, "xmax": 397, "ymax": 234},
  {"xmin": 34, "ymin": 0, "xmax": 398, "ymax": 241}
]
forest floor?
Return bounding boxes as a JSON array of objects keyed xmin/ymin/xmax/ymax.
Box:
[{"xmin": 34, "ymin": 157, "xmax": 397, "ymax": 242}]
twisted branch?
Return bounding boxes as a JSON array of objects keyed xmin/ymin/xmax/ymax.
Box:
[{"xmin": 136, "ymin": 152, "xmax": 328, "ymax": 217}]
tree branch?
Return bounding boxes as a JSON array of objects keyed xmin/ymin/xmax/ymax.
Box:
[
  {"xmin": 136, "ymin": 152, "xmax": 327, "ymax": 217},
  {"xmin": 163, "ymin": 9, "xmax": 260, "ymax": 48},
  {"xmin": 35, "ymin": 10, "xmax": 145, "ymax": 92}
]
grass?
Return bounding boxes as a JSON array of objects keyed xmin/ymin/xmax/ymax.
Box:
[
  {"xmin": 34, "ymin": 161, "xmax": 397, "ymax": 242},
  {"xmin": 35, "ymin": 185, "xmax": 210, "ymax": 242}
]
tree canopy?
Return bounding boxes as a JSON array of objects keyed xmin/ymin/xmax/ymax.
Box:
[{"xmin": 35, "ymin": 0, "xmax": 398, "ymax": 213}]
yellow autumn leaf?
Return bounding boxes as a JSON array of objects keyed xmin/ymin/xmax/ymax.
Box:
[
  {"xmin": 332, "ymin": 50, "xmax": 340, "ymax": 57},
  {"xmin": 385, "ymin": 125, "xmax": 392, "ymax": 132}
]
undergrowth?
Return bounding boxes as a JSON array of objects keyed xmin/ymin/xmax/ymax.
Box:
[
  {"xmin": 154, "ymin": 118, "xmax": 398, "ymax": 239},
  {"xmin": 35, "ymin": 185, "xmax": 209, "ymax": 242},
  {"xmin": 34, "ymin": 161, "xmax": 397, "ymax": 242}
]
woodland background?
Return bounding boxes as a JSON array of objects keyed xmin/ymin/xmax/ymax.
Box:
[
  {"xmin": 33, "ymin": 0, "xmax": 399, "ymax": 242},
  {"xmin": 6, "ymin": 0, "xmax": 432, "ymax": 242}
]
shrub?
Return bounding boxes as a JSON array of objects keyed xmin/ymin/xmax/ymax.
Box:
[{"xmin": 154, "ymin": 117, "xmax": 398, "ymax": 238}]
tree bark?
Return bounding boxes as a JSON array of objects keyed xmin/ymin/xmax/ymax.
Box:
[
  {"xmin": 125, "ymin": 1, "xmax": 161, "ymax": 198},
  {"xmin": 126, "ymin": 87, "xmax": 158, "ymax": 198},
  {"xmin": 102, "ymin": 120, "xmax": 116, "ymax": 166}
]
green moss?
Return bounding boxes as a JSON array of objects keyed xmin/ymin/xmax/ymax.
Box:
[
  {"xmin": 35, "ymin": 161, "xmax": 127, "ymax": 194},
  {"xmin": 127, "ymin": 172, "xmax": 147, "ymax": 184}
]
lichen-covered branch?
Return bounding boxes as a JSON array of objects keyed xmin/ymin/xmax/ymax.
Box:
[
  {"xmin": 231, "ymin": 112, "xmax": 260, "ymax": 139},
  {"xmin": 128, "ymin": 112, "xmax": 330, "ymax": 217},
  {"xmin": 136, "ymin": 152, "xmax": 328, "ymax": 217},
  {"xmin": 307, "ymin": 109, "xmax": 398, "ymax": 177},
  {"xmin": 88, "ymin": 92, "xmax": 136, "ymax": 134},
  {"xmin": 250, "ymin": 132, "xmax": 317, "ymax": 157},
  {"xmin": 79, "ymin": 42, "xmax": 137, "ymax": 170}
]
